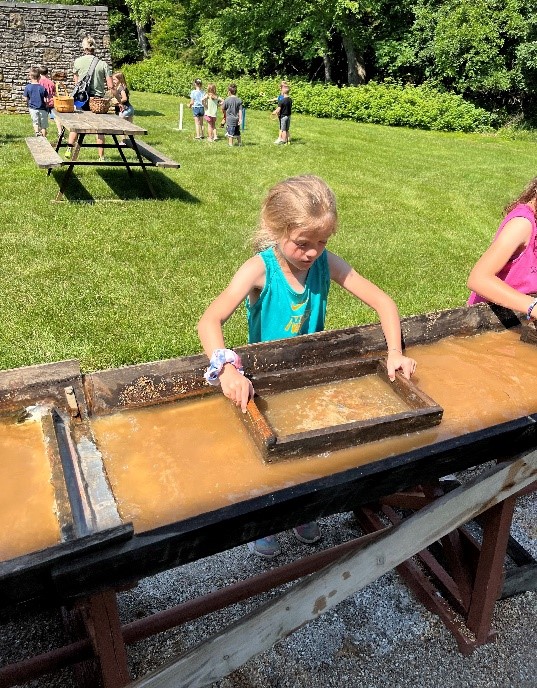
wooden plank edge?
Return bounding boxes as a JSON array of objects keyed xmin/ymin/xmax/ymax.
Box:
[{"xmin": 126, "ymin": 451, "xmax": 537, "ymax": 688}]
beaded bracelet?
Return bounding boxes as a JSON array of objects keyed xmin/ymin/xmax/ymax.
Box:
[
  {"xmin": 527, "ymin": 298, "xmax": 537, "ymax": 320},
  {"xmin": 204, "ymin": 348, "xmax": 244, "ymax": 386}
]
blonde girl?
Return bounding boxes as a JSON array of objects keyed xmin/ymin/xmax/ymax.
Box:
[
  {"xmin": 202, "ymin": 83, "xmax": 222, "ymax": 142},
  {"xmin": 112, "ymin": 71, "xmax": 134, "ymax": 121},
  {"xmin": 198, "ymin": 175, "xmax": 416, "ymax": 558},
  {"xmin": 189, "ymin": 78, "xmax": 205, "ymax": 139}
]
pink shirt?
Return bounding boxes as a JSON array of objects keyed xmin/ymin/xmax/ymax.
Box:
[
  {"xmin": 39, "ymin": 76, "xmax": 55, "ymax": 107},
  {"xmin": 468, "ymin": 203, "xmax": 537, "ymax": 305}
]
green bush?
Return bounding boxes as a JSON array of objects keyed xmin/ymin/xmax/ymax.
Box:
[{"xmin": 123, "ymin": 57, "xmax": 495, "ymax": 133}]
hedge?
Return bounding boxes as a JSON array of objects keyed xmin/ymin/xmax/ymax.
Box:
[{"xmin": 123, "ymin": 57, "xmax": 495, "ymax": 133}]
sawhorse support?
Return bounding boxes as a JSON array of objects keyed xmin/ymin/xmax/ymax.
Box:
[
  {"xmin": 63, "ymin": 590, "xmax": 131, "ymax": 688},
  {"xmin": 354, "ymin": 479, "xmax": 537, "ymax": 654}
]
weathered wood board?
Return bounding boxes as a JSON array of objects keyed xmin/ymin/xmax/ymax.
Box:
[
  {"xmin": 0, "ymin": 361, "xmax": 127, "ymax": 609},
  {"xmin": 1, "ymin": 301, "xmax": 536, "ymax": 609},
  {"xmin": 25, "ymin": 136, "xmax": 63, "ymax": 168},
  {"xmin": 243, "ymin": 359, "xmax": 443, "ymax": 462},
  {"xmin": 124, "ymin": 139, "xmax": 180, "ymax": 168}
]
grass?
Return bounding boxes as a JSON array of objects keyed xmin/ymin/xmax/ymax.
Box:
[{"xmin": 1, "ymin": 91, "xmax": 536, "ymax": 372}]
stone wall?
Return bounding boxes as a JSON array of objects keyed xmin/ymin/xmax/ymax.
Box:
[{"xmin": 0, "ymin": 1, "xmax": 111, "ymax": 113}]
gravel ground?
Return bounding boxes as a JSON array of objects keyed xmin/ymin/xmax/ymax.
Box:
[{"xmin": 1, "ymin": 481, "xmax": 536, "ymax": 688}]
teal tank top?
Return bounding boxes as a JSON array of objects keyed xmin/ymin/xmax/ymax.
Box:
[{"xmin": 246, "ymin": 247, "xmax": 330, "ymax": 344}]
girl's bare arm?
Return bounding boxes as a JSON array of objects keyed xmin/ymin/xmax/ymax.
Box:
[
  {"xmin": 198, "ymin": 256, "xmax": 265, "ymax": 411},
  {"xmin": 327, "ymin": 251, "xmax": 416, "ymax": 380},
  {"xmin": 467, "ymin": 217, "xmax": 536, "ymax": 315}
]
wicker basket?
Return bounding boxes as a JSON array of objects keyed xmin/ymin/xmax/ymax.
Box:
[
  {"xmin": 53, "ymin": 83, "xmax": 74, "ymax": 113},
  {"xmin": 89, "ymin": 97, "xmax": 111, "ymax": 114}
]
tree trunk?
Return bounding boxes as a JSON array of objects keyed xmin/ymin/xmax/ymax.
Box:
[
  {"xmin": 341, "ymin": 32, "xmax": 366, "ymax": 85},
  {"xmin": 136, "ymin": 22, "xmax": 150, "ymax": 57},
  {"xmin": 322, "ymin": 53, "xmax": 332, "ymax": 83}
]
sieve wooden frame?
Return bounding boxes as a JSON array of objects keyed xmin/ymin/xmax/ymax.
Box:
[{"xmin": 242, "ymin": 358, "xmax": 443, "ymax": 463}]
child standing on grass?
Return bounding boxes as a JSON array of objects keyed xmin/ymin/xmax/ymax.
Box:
[
  {"xmin": 38, "ymin": 65, "xmax": 56, "ymax": 138},
  {"xmin": 50, "ymin": 69, "xmax": 68, "ymax": 137},
  {"xmin": 38, "ymin": 65, "xmax": 55, "ymax": 111},
  {"xmin": 189, "ymin": 78, "xmax": 206, "ymax": 140},
  {"xmin": 202, "ymin": 83, "xmax": 222, "ymax": 142},
  {"xmin": 273, "ymin": 84, "xmax": 292, "ymax": 145},
  {"xmin": 467, "ymin": 177, "xmax": 537, "ymax": 320},
  {"xmin": 198, "ymin": 175, "xmax": 417, "ymax": 558},
  {"xmin": 222, "ymin": 83, "xmax": 242, "ymax": 147},
  {"xmin": 270, "ymin": 81, "xmax": 287, "ymax": 143},
  {"xmin": 24, "ymin": 67, "xmax": 48, "ymax": 138}
]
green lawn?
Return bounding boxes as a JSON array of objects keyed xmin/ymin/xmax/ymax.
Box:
[{"xmin": 1, "ymin": 91, "xmax": 535, "ymax": 372}]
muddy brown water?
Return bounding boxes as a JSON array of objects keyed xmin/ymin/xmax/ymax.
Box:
[
  {"xmin": 0, "ymin": 418, "xmax": 60, "ymax": 560},
  {"xmin": 92, "ymin": 329, "xmax": 537, "ymax": 533},
  {"xmin": 2, "ymin": 328, "xmax": 535, "ymax": 558},
  {"xmin": 257, "ymin": 374, "xmax": 409, "ymax": 434}
]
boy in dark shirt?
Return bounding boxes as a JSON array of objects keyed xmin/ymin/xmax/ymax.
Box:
[
  {"xmin": 273, "ymin": 85, "xmax": 292, "ymax": 145},
  {"xmin": 222, "ymin": 83, "xmax": 243, "ymax": 147},
  {"xmin": 23, "ymin": 67, "xmax": 48, "ymax": 137}
]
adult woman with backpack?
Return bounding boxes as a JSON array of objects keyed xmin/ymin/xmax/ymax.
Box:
[{"xmin": 65, "ymin": 36, "xmax": 113, "ymax": 162}]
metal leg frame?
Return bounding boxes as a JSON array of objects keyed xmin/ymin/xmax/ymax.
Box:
[
  {"xmin": 112, "ymin": 135, "xmax": 133, "ymax": 176},
  {"xmin": 55, "ymin": 133, "xmax": 85, "ymax": 202},
  {"xmin": 127, "ymin": 135, "xmax": 156, "ymax": 198}
]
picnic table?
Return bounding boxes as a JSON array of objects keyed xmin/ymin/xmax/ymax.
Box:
[{"xmin": 25, "ymin": 110, "xmax": 179, "ymax": 201}]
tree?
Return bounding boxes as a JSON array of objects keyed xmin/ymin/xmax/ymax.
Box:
[{"xmin": 380, "ymin": 0, "xmax": 533, "ymax": 109}]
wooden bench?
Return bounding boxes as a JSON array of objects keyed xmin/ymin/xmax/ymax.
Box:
[
  {"xmin": 25, "ymin": 136, "xmax": 63, "ymax": 169},
  {"xmin": 124, "ymin": 139, "xmax": 180, "ymax": 168}
]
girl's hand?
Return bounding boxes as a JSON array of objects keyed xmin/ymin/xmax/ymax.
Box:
[
  {"xmin": 219, "ymin": 364, "xmax": 254, "ymax": 413},
  {"xmin": 386, "ymin": 351, "xmax": 417, "ymax": 381}
]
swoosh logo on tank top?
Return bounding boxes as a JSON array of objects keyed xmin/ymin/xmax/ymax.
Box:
[{"xmin": 291, "ymin": 301, "xmax": 307, "ymax": 311}]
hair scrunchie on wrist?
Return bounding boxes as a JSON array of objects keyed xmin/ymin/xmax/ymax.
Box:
[
  {"xmin": 527, "ymin": 298, "xmax": 537, "ymax": 320},
  {"xmin": 204, "ymin": 348, "xmax": 244, "ymax": 386}
]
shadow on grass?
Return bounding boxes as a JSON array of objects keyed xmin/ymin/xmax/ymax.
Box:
[
  {"xmin": 1, "ymin": 132, "xmax": 26, "ymax": 145},
  {"xmin": 134, "ymin": 110, "xmax": 166, "ymax": 117},
  {"xmin": 49, "ymin": 170, "xmax": 95, "ymax": 202},
  {"xmin": 50, "ymin": 168, "xmax": 198, "ymax": 203},
  {"xmin": 96, "ymin": 169, "xmax": 198, "ymax": 202}
]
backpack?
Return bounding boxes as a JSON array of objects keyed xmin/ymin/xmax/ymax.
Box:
[{"xmin": 71, "ymin": 56, "xmax": 99, "ymax": 105}]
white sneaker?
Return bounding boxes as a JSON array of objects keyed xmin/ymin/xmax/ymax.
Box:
[{"xmin": 274, "ymin": 139, "xmax": 284, "ymax": 145}]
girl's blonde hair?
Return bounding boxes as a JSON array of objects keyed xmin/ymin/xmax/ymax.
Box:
[
  {"xmin": 253, "ymin": 175, "xmax": 337, "ymax": 252},
  {"xmin": 505, "ymin": 177, "xmax": 537, "ymax": 215},
  {"xmin": 207, "ymin": 83, "xmax": 217, "ymax": 96},
  {"xmin": 113, "ymin": 71, "xmax": 127, "ymax": 88}
]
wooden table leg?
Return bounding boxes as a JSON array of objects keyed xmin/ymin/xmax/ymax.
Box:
[
  {"xmin": 466, "ymin": 495, "xmax": 516, "ymax": 643},
  {"xmin": 64, "ymin": 590, "xmax": 131, "ymax": 688}
]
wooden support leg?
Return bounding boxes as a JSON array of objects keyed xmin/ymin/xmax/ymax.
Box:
[
  {"xmin": 63, "ymin": 590, "xmax": 131, "ymax": 688},
  {"xmin": 355, "ymin": 505, "xmax": 476, "ymax": 652},
  {"xmin": 466, "ymin": 495, "xmax": 516, "ymax": 644}
]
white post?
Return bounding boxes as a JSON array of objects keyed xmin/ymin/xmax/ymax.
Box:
[{"xmin": 179, "ymin": 103, "xmax": 183, "ymax": 131}]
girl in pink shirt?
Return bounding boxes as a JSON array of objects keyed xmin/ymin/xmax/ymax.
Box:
[{"xmin": 467, "ymin": 178, "xmax": 537, "ymax": 320}]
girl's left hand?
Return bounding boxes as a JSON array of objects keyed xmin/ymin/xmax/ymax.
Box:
[{"xmin": 386, "ymin": 351, "xmax": 417, "ymax": 381}]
